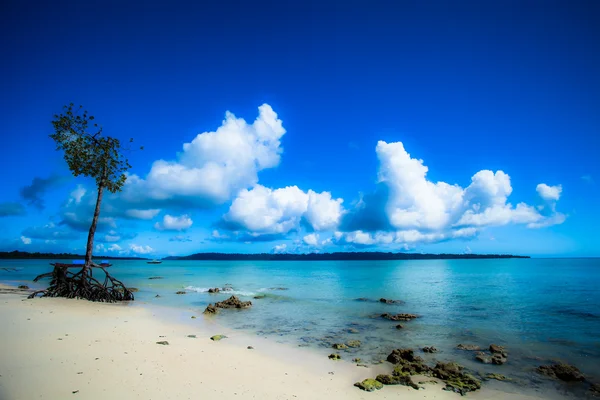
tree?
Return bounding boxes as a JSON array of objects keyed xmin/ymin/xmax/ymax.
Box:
[{"xmin": 29, "ymin": 104, "xmax": 139, "ymax": 302}]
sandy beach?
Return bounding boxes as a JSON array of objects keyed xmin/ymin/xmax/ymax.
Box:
[{"xmin": 0, "ymin": 284, "xmax": 548, "ymax": 400}]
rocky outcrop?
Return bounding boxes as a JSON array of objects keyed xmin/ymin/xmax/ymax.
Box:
[
  {"xmin": 422, "ymin": 346, "xmax": 438, "ymax": 353},
  {"xmin": 354, "ymin": 379, "xmax": 383, "ymax": 392},
  {"xmin": 208, "ymin": 288, "xmax": 220, "ymax": 293},
  {"xmin": 387, "ymin": 349, "xmax": 431, "ymax": 375},
  {"xmin": 456, "ymin": 344, "xmax": 481, "ymax": 351},
  {"xmin": 475, "ymin": 352, "xmax": 492, "ymax": 364},
  {"xmin": 536, "ymin": 363, "xmax": 585, "ymax": 382},
  {"xmin": 376, "ymin": 374, "xmax": 419, "ymax": 390},
  {"xmin": 475, "ymin": 344, "xmax": 507, "ymax": 365},
  {"xmin": 203, "ymin": 304, "xmax": 218, "ymax": 314},
  {"xmin": 382, "ymin": 313, "xmax": 418, "ymax": 321},
  {"xmin": 215, "ymin": 295, "xmax": 252, "ymax": 309},
  {"xmin": 432, "ymin": 362, "xmax": 481, "ymax": 396}
]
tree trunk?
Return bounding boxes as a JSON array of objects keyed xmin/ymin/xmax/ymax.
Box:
[{"xmin": 85, "ymin": 182, "xmax": 105, "ymax": 266}]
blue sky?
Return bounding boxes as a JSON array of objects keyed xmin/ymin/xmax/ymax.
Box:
[{"xmin": 1, "ymin": 0, "xmax": 598, "ymax": 257}]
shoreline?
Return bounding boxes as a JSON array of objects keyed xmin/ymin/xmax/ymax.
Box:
[{"xmin": 0, "ymin": 283, "xmax": 558, "ymax": 400}]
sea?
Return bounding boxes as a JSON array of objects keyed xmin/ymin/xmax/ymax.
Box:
[{"xmin": 1, "ymin": 257, "xmax": 599, "ymax": 398}]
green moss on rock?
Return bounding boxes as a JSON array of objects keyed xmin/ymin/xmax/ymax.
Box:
[
  {"xmin": 210, "ymin": 335, "xmax": 227, "ymax": 341},
  {"xmin": 354, "ymin": 379, "xmax": 383, "ymax": 392}
]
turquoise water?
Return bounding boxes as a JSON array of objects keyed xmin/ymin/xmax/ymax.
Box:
[{"xmin": 2, "ymin": 258, "xmax": 599, "ymax": 397}]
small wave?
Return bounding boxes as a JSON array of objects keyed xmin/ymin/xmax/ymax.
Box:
[{"xmin": 184, "ymin": 286, "xmax": 255, "ymax": 296}]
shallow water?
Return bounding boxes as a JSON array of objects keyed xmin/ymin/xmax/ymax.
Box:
[{"xmin": 2, "ymin": 258, "xmax": 599, "ymax": 398}]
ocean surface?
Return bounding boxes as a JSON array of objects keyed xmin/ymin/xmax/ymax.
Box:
[{"xmin": 2, "ymin": 258, "xmax": 599, "ymax": 398}]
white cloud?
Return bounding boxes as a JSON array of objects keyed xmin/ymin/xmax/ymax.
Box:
[
  {"xmin": 154, "ymin": 214, "xmax": 193, "ymax": 231},
  {"xmin": 20, "ymin": 236, "xmax": 31, "ymax": 245},
  {"xmin": 223, "ymin": 185, "xmax": 344, "ymax": 235},
  {"xmin": 125, "ymin": 209, "xmax": 161, "ymax": 220},
  {"xmin": 96, "ymin": 243, "xmax": 123, "ymax": 253},
  {"xmin": 330, "ymin": 227, "xmax": 478, "ymax": 248},
  {"xmin": 273, "ymin": 243, "xmax": 287, "ymax": 253},
  {"xmin": 303, "ymin": 233, "xmax": 319, "ymax": 246},
  {"xmin": 536, "ymin": 184, "xmax": 562, "ymax": 202},
  {"xmin": 121, "ymin": 104, "xmax": 286, "ymax": 207},
  {"xmin": 129, "ymin": 244, "xmax": 154, "ymax": 254}
]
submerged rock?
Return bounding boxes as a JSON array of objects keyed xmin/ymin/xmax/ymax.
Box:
[
  {"xmin": 175, "ymin": 291, "xmax": 186, "ymax": 295},
  {"xmin": 17, "ymin": 285, "xmax": 29, "ymax": 289},
  {"xmin": 457, "ymin": 344, "xmax": 481, "ymax": 351},
  {"xmin": 354, "ymin": 379, "xmax": 383, "ymax": 392},
  {"xmin": 422, "ymin": 346, "xmax": 438, "ymax": 353},
  {"xmin": 352, "ymin": 358, "xmax": 362, "ymax": 363},
  {"xmin": 475, "ymin": 352, "xmax": 492, "ymax": 364},
  {"xmin": 486, "ymin": 373, "xmax": 509, "ymax": 381},
  {"xmin": 253, "ymin": 294, "xmax": 266, "ymax": 299},
  {"xmin": 348, "ymin": 328, "xmax": 359, "ymax": 334},
  {"xmin": 210, "ymin": 335, "xmax": 227, "ymax": 341},
  {"xmin": 128, "ymin": 287, "xmax": 139, "ymax": 292},
  {"xmin": 208, "ymin": 288, "xmax": 220, "ymax": 293},
  {"xmin": 215, "ymin": 295, "xmax": 252, "ymax": 309},
  {"xmin": 537, "ymin": 363, "xmax": 585, "ymax": 382},
  {"xmin": 376, "ymin": 374, "xmax": 419, "ymax": 390},
  {"xmin": 590, "ymin": 383, "xmax": 600, "ymax": 396},
  {"xmin": 332, "ymin": 343, "xmax": 348, "ymax": 350},
  {"xmin": 148, "ymin": 276, "xmax": 163, "ymax": 280},
  {"xmin": 155, "ymin": 294, "xmax": 161, "ymax": 298},
  {"xmin": 395, "ymin": 324, "xmax": 404, "ymax": 329},
  {"xmin": 433, "ymin": 362, "xmax": 481, "ymax": 396},
  {"xmin": 379, "ymin": 298, "xmax": 404, "ymax": 304},
  {"xmin": 355, "ymin": 297, "xmax": 370, "ymax": 302},
  {"xmin": 268, "ymin": 287, "xmax": 288, "ymax": 291},
  {"xmin": 328, "ymin": 353, "xmax": 341, "ymax": 360},
  {"xmin": 347, "ymin": 340, "xmax": 361, "ymax": 348},
  {"xmin": 203, "ymin": 304, "xmax": 218, "ymax": 314},
  {"xmin": 382, "ymin": 313, "xmax": 418, "ymax": 321},
  {"xmin": 387, "ymin": 349, "xmax": 431, "ymax": 375}
]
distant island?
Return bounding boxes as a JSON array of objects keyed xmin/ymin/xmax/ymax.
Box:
[
  {"xmin": 164, "ymin": 252, "xmax": 530, "ymax": 261},
  {"xmin": 0, "ymin": 251, "xmax": 147, "ymax": 260}
]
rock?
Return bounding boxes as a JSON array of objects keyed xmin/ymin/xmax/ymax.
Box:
[
  {"xmin": 348, "ymin": 328, "xmax": 359, "ymax": 334},
  {"xmin": 387, "ymin": 349, "xmax": 431, "ymax": 375},
  {"xmin": 357, "ymin": 363, "xmax": 369, "ymax": 368},
  {"xmin": 489, "ymin": 344, "xmax": 506, "ymax": 355},
  {"xmin": 191, "ymin": 316, "xmax": 196, "ymax": 319},
  {"xmin": 433, "ymin": 362, "xmax": 481, "ymax": 395},
  {"xmin": 355, "ymin": 297, "xmax": 370, "ymax": 302},
  {"xmin": 475, "ymin": 352, "xmax": 492, "ymax": 364},
  {"xmin": 376, "ymin": 374, "xmax": 419, "ymax": 390},
  {"xmin": 328, "ymin": 353, "xmax": 341, "ymax": 360},
  {"xmin": 332, "ymin": 343, "xmax": 348, "ymax": 350},
  {"xmin": 187, "ymin": 335, "xmax": 196, "ymax": 338},
  {"xmin": 536, "ymin": 363, "xmax": 585, "ymax": 382},
  {"xmin": 247, "ymin": 346, "xmax": 254, "ymax": 350},
  {"xmin": 203, "ymin": 304, "xmax": 218, "ymax": 314},
  {"xmin": 210, "ymin": 335, "xmax": 227, "ymax": 341},
  {"xmin": 486, "ymin": 373, "xmax": 509, "ymax": 381},
  {"xmin": 148, "ymin": 276, "xmax": 163, "ymax": 280},
  {"xmin": 347, "ymin": 340, "xmax": 361, "ymax": 348},
  {"xmin": 154, "ymin": 294, "xmax": 161, "ymax": 298},
  {"xmin": 175, "ymin": 291, "xmax": 186, "ymax": 295},
  {"xmin": 492, "ymin": 353, "xmax": 507, "ymax": 365},
  {"xmin": 590, "ymin": 383, "xmax": 600, "ymax": 396},
  {"xmin": 382, "ymin": 313, "xmax": 418, "ymax": 321},
  {"xmin": 457, "ymin": 344, "xmax": 481, "ymax": 351},
  {"xmin": 253, "ymin": 295, "xmax": 266, "ymax": 299},
  {"xmin": 17, "ymin": 285, "xmax": 29, "ymax": 289},
  {"xmin": 215, "ymin": 296, "xmax": 252, "ymax": 309},
  {"xmin": 379, "ymin": 298, "xmax": 404, "ymax": 304},
  {"xmin": 354, "ymin": 379, "xmax": 383, "ymax": 392},
  {"xmin": 396, "ymin": 324, "xmax": 404, "ymax": 329},
  {"xmin": 156, "ymin": 341, "xmax": 169, "ymax": 345},
  {"xmin": 352, "ymin": 358, "xmax": 362, "ymax": 363},
  {"xmin": 422, "ymin": 346, "xmax": 438, "ymax": 353},
  {"xmin": 208, "ymin": 288, "xmax": 220, "ymax": 293}
]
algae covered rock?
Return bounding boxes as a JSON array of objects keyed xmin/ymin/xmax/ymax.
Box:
[
  {"xmin": 328, "ymin": 353, "xmax": 341, "ymax": 360},
  {"xmin": 536, "ymin": 363, "xmax": 585, "ymax": 382},
  {"xmin": 203, "ymin": 304, "xmax": 218, "ymax": 314},
  {"xmin": 210, "ymin": 335, "xmax": 227, "ymax": 341},
  {"xmin": 332, "ymin": 343, "xmax": 348, "ymax": 350},
  {"xmin": 156, "ymin": 341, "xmax": 169, "ymax": 345},
  {"xmin": 376, "ymin": 374, "xmax": 419, "ymax": 390},
  {"xmin": 215, "ymin": 295, "xmax": 252, "ymax": 309},
  {"xmin": 475, "ymin": 351, "xmax": 492, "ymax": 364},
  {"xmin": 433, "ymin": 362, "xmax": 481, "ymax": 396},
  {"xmin": 347, "ymin": 340, "xmax": 361, "ymax": 348},
  {"xmin": 387, "ymin": 349, "xmax": 431, "ymax": 375},
  {"xmin": 354, "ymin": 378, "xmax": 383, "ymax": 392},
  {"xmin": 486, "ymin": 373, "xmax": 509, "ymax": 381}
]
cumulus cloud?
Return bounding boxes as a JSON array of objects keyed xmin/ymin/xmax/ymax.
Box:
[
  {"xmin": 303, "ymin": 233, "xmax": 319, "ymax": 246},
  {"xmin": 536, "ymin": 184, "xmax": 562, "ymax": 202},
  {"xmin": 96, "ymin": 243, "xmax": 123, "ymax": 253},
  {"xmin": 154, "ymin": 214, "xmax": 193, "ymax": 231},
  {"xmin": 20, "ymin": 236, "xmax": 31, "ymax": 245},
  {"xmin": 272, "ymin": 243, "xmax": 288, "ymax": 253},
  {"xmin": 0, "ymin": 202, "xmax": 26, "ymax": 217},
  {"xmin": 220, "ymin": 185, "xmax": 344, "ymax": 238},
  {"xmin": 129, "ymin": 244, "xmax": 154, "ymax": 254},
  {"xmin": 120, "ymin": 104, "xmax": 286, "ymax": 208}
]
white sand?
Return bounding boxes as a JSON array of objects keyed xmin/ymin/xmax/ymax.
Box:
[{"xmin": 0, "ymin": 284, "xmax": 546, "ymax": 400}]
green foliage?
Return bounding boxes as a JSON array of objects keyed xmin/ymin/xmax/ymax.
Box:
[{"xmin": 50, "ymin": 103, "xmax": 138, "ymax": 193}]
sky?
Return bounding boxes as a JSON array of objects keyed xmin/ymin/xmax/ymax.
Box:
[{"xmin": 0, "ymin": 0, "xmax": 598, "ymax": 257}]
